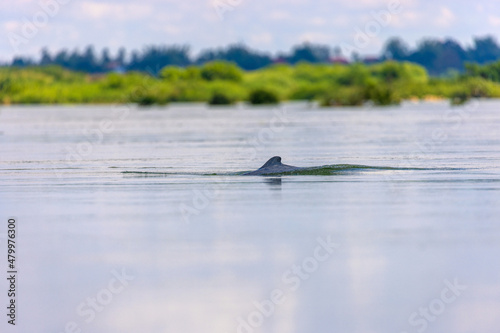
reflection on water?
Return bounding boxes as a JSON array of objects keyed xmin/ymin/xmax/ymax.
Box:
[
  {"xmin": 264, "ymin": 177, "xmax": 282, "ymax": 188},
  {"xmin": 0, "ymin": 102, "xmax": 499, "ymax": 333}
]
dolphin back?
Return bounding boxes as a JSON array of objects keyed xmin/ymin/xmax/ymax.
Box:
[
  {"xmin": 259, "ymin": 156, "xmax": 282, "ymax": 169},
  {"xmin": 244, "ymin": 156, "xmax": 301, "ymax": 175}
]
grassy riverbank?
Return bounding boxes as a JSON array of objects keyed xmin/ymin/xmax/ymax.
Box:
[{"xmin": 1, "ymin": 61, "xmax": 500, "ymax": 106}]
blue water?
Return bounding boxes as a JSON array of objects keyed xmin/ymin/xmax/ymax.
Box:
[{"xmin": 0, "ymin": 101, "xmax": 499, "ymax": 333}]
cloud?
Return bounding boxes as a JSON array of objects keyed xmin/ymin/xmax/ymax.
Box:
[
  {"xmin": 0, "ymin": 0, "xmax": 32, "ymax": 12},
  {"xmin": 297, "ymin": 32, "xmax": 334, "ymax": 44},
  {"xmin": 78, "ymin": 1, "xmax": 152, "ymax": 20},
  {"xmin": 328, "ymin": 0, "xmax": 415, "ymax": 10},
  {"xmin": 310, "ymin": 17, "xmax": 327, "ymax": 26},
  {"xmin": 250, "ymin": 32, "xmax": 274, "ymax": 47},
  {"xmin": 391, "ymin": 10, "xmax": 422, "ymax": 28},
  {"xmin": 151, "ymin": 24, "xmax": 183, "ymax": 36},
  {"xmin": 3, "ymin": 20, "xmax": 21, "ymax": 32},
  {"xmin": 489, "ymin": 15, "xmax": 500, "ymax": 27},
  {"xmin": 267, "ymin": 10, "xmax": 292, "ymax": 21},
  {"xmin": 434, "ymin": 6, "xmax": 455, "ymax": 27}
]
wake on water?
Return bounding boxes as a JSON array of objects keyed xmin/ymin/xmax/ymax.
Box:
[
  {"xmin": 122, "ymin": 165, "xmax": 397, "ymax": 177},
  {"xmin": 121, "ymin": 155, "xmax": 433, "ymax": 177}
]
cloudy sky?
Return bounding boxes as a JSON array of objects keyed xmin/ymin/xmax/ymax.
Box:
[{"xmin": 1, "ymin": 0, "xmax": 500, "ymax": 61}]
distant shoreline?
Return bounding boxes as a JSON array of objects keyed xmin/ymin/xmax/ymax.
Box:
[{"xmin": 1, "ymin": 61, "xmax": 499, "ymax": 107}]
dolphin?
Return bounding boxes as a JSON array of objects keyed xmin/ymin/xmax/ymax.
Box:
[{"xmin": 243, "ymin": 156, "xmax": 303, "ymax": 175}]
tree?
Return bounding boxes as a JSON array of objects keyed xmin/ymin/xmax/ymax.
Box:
[
  {"xmin": 433, "ymin": 39, "xmax": 467, "ymax": 73},
  {"xmin": 407, "ymin": 39, "xmax": 441, "ymax": 75},
  {"xmin": 83, "ymin": 45, "xmax": 97, "ymax": 72},
  {"xmin": 100, "ymin": 48, "xmax": 111, "ymax": 70},
  {"xmin": 11, "ymin": 56, "xmax": 34, "ymax": 67},
  {"xmin": 7, "ymin": 36, "xmax": 500, "ymax": 76},
  {"xmin": 196, "ymin": 44, "xmax": 272, "ymax": 70},
  {"xmin": 115, "ymin": 47, "xmax": 126, "ymax": 66},
  {"xmin": 468, "ymin": 36, "xmax": 500, "ymax": 64},
  {"xmin": 403, "ymin": 38, "xmax": 469, "ymax": 75},
  {"xmin": 54, "ymin": 49, "xmax": 69, "ymax": 67},
  {"xmin": 383, "ymin": 37, "xmax": 409, "ymax": 60},
  {"xmin": 286, "ymin": 43, "xmax": 331, "ymax": 64},
  {"xmin": 333, "ymin": 46, "xmax": 342, "ymax": 58},
  {"xmin": 40, "ymin": 48, "xmax": 52, "ymax": 65},
  {"xmin": 126, "ymin": 45, "xmax": 191, "ymax": 75}
]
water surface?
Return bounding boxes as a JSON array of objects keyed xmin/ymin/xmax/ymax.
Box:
[{"xmin": 0, "ymin": 101, "xmax": 499, "ymax": 333}]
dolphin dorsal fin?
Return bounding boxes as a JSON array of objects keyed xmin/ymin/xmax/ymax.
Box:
[{"xmin": 259, "ymin": 156, "xmax": 282, "ymax": 169}]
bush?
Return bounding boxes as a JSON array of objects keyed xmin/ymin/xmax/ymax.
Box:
[
  {"xmin": 135, "ymin": 94, "xmax": 156, "ymax": 106},
  {"xmin": 364, "ymin": 83, "xmax": 401, "ymax": 105},
  {"xmin": 288, "ymin": 83, "xmax": 329, "ymax": 101},
  {"xmin": 248, "ymin": 88, "xmax": 280, "ymax": 105},
  {"xmin": 450, "ymin": 91, "xmax": 469, "ymax": 105},
  {"xmin": 200, "ymin": 61, "xmax": 243, "ymax": 81},
  {"xmin": 103, "ymin": 73, "xmax": 125, "ymax": 89},
  {"xmin": 465, "ymin": 77, "xmax": 490, "ymax": 98},
  {"xmin": 336, "ymin": 64, "xmax": 370, "ymax": 86},
  {"xmin": 370, "ymin": 61, "xmax": 429, "ymax": 85},
  {"xmin": 209, "ymin": 92, "xmax": 234, "ymax": 105},
  {"xmin": 28, "ymin": 65, "xmax": 85, "ymax": 82},
  {"xmin": 129, "ymin": 87, "xmax": 162, "ymax": 106},
  {"xmin": 167, "ymin": 82, "xmax": 211, "ymax": 102},
  {"xmin": 320, "ymin": 86, "xmax": 366, "ymax": 106},
  {"xmin": 159, "ymin": 66, "xmax": 185, "ymax": 81},
  {"xmin": 159, "ymin": 66, "xmax": 201, "ymax": 81}
]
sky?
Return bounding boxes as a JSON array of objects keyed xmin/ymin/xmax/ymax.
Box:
[{"xmin": 1, "ymin": 0, "xmax": 500, "ymax": 62}]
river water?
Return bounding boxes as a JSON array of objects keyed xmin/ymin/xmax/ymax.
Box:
[{"xmin": 0, "ymin": 101, "xmax": 499, "ymax": 333}]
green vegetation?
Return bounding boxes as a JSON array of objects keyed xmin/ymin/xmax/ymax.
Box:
[
  {"xmin": 200, "ymin": 61, "xmax": 243, "ymax": 82},
  {"xmin": 209, "ymin": 92, "xmax": 235, "ymax": 105},
  {"xmin": 248, "ymin": 88, "xmax": 280, "ymax": 105},
  {"xmin": 2, "ymin": 60, "xmax": 500, "ymax": 107}
]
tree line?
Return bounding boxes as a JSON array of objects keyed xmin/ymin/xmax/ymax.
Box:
[
  {"xmin": 383, "ymin": 36, "xmax": 500, "ymax": 75},
  {"xmin": 5, "ymin": 35, "xmax": 500, "ymax": 76}
]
